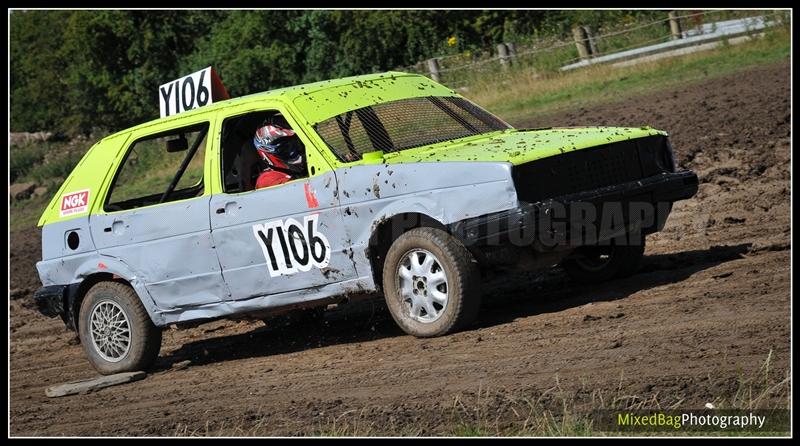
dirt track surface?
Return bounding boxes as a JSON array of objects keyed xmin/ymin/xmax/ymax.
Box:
[{"xmin": 10, "ymin": 62, "xmax": 790, "ymax": 436}]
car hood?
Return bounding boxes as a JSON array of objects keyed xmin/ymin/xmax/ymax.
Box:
[{"xmin": 382, "ymin": 126, "xmax": 667, "ymax": 166}]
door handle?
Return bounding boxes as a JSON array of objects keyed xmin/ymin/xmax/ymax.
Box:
[
  {"xmin": 215, "ymin": 201, "xmax": 238, "ymax": 216},
  {"xmin": 105, "ymin": 220, "xmax": 126, "ymax": 235}
]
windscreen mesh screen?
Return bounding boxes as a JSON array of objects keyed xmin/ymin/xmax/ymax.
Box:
[{"xmin": 314, "ymin": 96, "xmax": 510, "ymax": 162}]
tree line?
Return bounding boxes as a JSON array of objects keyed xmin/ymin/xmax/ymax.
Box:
[{"xmin": 10, "ymin": 10, "xmax": 664, "ymax": 136}]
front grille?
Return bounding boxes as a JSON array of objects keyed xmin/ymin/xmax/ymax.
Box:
[{"xmin": 513, "ymin": 135, "xmax": 673, "ymax": 203}]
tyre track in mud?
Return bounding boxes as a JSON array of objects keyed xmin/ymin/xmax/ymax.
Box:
[{"xmin": 10, "ymin": 61, "xmax": 790, "ymax": 436}]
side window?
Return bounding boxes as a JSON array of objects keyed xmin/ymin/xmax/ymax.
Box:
[
  {"xmin": 220, "ymin": 110, "xmax": 308, "ymax": 194},
  {"xmin": 105, "ymin": 123, "xmax": 209, "ymax": 211}
]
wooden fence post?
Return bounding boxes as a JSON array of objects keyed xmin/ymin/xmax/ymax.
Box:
[
  {"xmin": 669, "ymin": 11, "xmax": 684, "ymax": 40},
  {"xmin": 572, "ymin": 26, "xmax": 591, "ymax": 60},
  {"xmin": 583, "ymin": 26, "xmax": 599, "ymax": 56},
  {"xmin": 496, "ymin": 43, "xmax": 510, "ymax": 69},
  {"xmin": 506, "ymin": 42, "xmax": 517, "ymax": 63},
  {"xmin": 426, "ymin": 58, "xmax": 441, "ymax": 82}
]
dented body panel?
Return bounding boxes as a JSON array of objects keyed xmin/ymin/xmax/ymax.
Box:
[
  {"xmin": 89, "ymin": 195, "xmax": 228, "ymax": 311},
  {"xmin": 34, "ymin": 70, "xmax": 695, "ymax": 331},
  {"xmin": 208, "ymin": 170, "xmax": 358, "ymax": 302},
  {"xmin": 335, "ymin": 162, "xmax": 517, "ymax": 281}
]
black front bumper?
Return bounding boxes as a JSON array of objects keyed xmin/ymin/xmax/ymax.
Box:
[
  {"xmin": 33, "ymin": 285, "xmax": 67, "ymax": 317},
  {"xmin": 33, "ymin": 284, "xmax": 79, "ymax": 330},
  {"xmin": 450, "ymin": 170, "xmax": 699, "ymax": 249}
]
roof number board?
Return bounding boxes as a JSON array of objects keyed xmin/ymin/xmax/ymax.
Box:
[{"xmin": 158, "ymin": 67, "xmax": 229, "ymax": 118}]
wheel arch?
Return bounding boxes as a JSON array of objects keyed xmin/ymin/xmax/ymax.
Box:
[
  {"xmin": 68, "ymin": 257, "xmax": 165, "ymax": 331},
  {"xmin": 367, "ymin": 212, "xmax": 447, "ymax": 290}
]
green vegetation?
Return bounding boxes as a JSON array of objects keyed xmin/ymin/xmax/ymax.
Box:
[
  {"xmin": 11, "ymin": 10, "xmax": 778, "ymax": 136},
  {"xmin": 11, "ymin": 192, "xmax": 57, "ymax": 231},
  {"xmin": 465, "ymin": 25, "xmax": 791, "ymax": 124},
  {"xmin": 10, "ymin": 138, "xmax": 94, "ymax": 231}
]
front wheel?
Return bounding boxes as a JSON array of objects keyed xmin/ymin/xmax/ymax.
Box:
[
  {"xmin": 562, "ymin": 235, "xmax": 646, "ymax": 284},
  {"xmin": 382, "ymin": 227, "xmax": 481, "ymax": 338},
  {"xmin": 78, "ymin": 282, "xmax": 162, "ymax": 375}
]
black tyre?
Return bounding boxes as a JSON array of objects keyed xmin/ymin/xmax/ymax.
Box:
[
  {"xmin": 78, "ymin": 282, "xmax": 162, "ymax": 375},
  {"xmin": 615, "ymin": 233, "xmax": 647, "ymax": 278},
  {"xmin": 382, "ymin": 227, "xmax": 481, "ymax": 337},
  {"xmin": 562, "ymin": 235, "xmax": 646, "ymax": 284}
]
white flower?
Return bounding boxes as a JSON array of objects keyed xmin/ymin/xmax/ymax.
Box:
[{"xmin": 705, "ymin": 402, "xmax": 715, "ymax": 409}]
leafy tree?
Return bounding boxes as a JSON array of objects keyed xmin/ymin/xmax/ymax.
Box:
[
  {"xmin": 180, "ymin": 11, "xmax": 304, "ymax": 97},
  {"xmin": 60, "ymin": 10, "xmax": 224, "ymax": 133},
  {"xmin": 10, "ymin": 10, "xmax": 677, "ymax": 136},
  {"xmin": 10, "ymin": 10, "xmax": 71, "ymax": 133}
]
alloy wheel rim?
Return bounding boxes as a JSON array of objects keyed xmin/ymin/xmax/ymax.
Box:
[
  {"xmin": 397, "ymin": 249, "xmax": 449, "ymax": 323},
  {"xmin": 89, "ymin": 300, "xmax": 131, "ymax": 362}
]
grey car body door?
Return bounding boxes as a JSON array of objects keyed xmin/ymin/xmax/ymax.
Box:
[
  {"xmin": 89, "ymin": 123, "xmax": 229, "ymax": 311},
  {"xmin": 209, "ymin": 109, "xmax": 357, "ymax": 301},
  {"xmin": 90, "ymin": 197, "xmax": 227, "ymax": 311}
]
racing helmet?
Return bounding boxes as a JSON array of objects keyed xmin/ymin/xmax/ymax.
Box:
[{"xmin": 253, "ymin": 117, "xmax": 305, "ymax": 173}]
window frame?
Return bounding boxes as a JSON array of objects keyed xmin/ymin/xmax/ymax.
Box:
[
  {"xmin": 102, "ymin": 121, "xmax": 211, "ymax": 213},
  {"xmin": 216, "ymin": 104, "xmax": 323, "ymax": 196}
]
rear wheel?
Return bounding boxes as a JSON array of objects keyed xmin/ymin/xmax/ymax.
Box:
[
  {"xmin": 382, "ymin": 227, "xmax": 481, "ymax": 337},
  {"xmin": 562, "ymin": 235, "xmax": 646, "ymax": 284},
  {"xmin": 78, "ymin": 282, "xmax": 162, "ymax": 375}
]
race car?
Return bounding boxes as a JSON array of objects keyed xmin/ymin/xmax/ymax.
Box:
[{"xmin": 33, "ymin": 71, "xmax": 698, "ymax": 374}]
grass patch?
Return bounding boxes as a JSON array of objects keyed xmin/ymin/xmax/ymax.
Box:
[
  {"xmin": 451, "ymin": 423, "xmax": 493, "ymax": 437},
  {"xmin": 9, "ymin": 136, "xmax": 98, "ymax": 231},
  {"xmin": 170, "ymin": 352, "xmax": 788, "ymax": 437},
  {"xmin": 10, "ymin": 141, "xmax": 49, "ymax": 183},
  {"xmin": 11, "ymin": 136, "xmax": 100, "ymax": 185},
  {"xmin": 466, "ymin": 25, "xmax": 790, "ymax": 124},
  {"xmin": 10, "ymin": 193, "xmax": 55, "ymax": 231}
]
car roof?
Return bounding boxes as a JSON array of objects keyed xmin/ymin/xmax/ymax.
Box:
[{"xmin": 101, "ymin": 71, "xmax": 431, "ymax": 140}]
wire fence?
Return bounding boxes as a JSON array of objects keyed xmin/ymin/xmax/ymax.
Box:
[{"xmin": 394, "ymin": 10, "xmax": 790, "ymax": 90}]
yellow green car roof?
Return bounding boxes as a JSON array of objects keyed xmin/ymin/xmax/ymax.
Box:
[{"xmin": 103, "ymin": 71, "xmax": 456, "ymax": 140}]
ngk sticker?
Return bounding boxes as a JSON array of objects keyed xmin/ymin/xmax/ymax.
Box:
[{"xmin": 60, "ymin": 189, "xmax": 90, "ymax": 217}]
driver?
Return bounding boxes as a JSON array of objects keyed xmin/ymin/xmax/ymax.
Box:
[{"xmin": 252, "ymin": 115, "xmax": 306, "ymax": 189}]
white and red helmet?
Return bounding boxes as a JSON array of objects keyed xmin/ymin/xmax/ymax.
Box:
[{"xmin": 253, "ymin": 121, "xmax": 304, "ymax": 171}]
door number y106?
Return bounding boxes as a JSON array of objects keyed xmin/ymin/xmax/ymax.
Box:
[{"xmin": 253, "ymin": 215, "xmax": 331, "ymax": 277}]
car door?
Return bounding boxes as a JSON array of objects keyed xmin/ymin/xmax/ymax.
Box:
[
  {"xmin": 209, "ymin": 104, "xmax": 357, "ymax": 301},
  {"xmin": 90, "ymin": 118, "xmax": 230, "ymax": 311}
]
